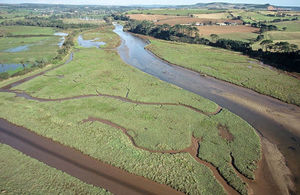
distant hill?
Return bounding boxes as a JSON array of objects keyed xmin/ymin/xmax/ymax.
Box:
[{"xmin": 177, "ymin": 2, "xmax": 300, "ymax": 11}]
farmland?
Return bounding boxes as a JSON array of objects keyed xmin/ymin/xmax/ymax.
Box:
[
  {"xmin": 126, "ymin": 9, "xmax": 226, "ymax": 16},
  {"xmin": 197, "ymin": 25, "xmax": 258, "ymax": 35}
]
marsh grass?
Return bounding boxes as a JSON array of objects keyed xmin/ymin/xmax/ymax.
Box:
[{"xmin": 0, "ymin": 143, "xmax": 111, "ymax": 194}]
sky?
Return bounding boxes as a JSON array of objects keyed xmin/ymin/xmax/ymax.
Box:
[{"xmin": 1, "ymin": 0, "xmax": 299, "ymax": 7}]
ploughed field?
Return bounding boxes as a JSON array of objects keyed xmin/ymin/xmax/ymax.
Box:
[{"xmin": 0, "ymin": 26, "xmax": 261, "ymax": 195}]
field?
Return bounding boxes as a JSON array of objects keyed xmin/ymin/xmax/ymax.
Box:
[
  {"xmin": 193, "ymin": 12, "xmax": 231, "ymax": 19},
  {"xmin": 0, "ymin": 143, "xmax": 110, "ymax": 194},
  {"xmin": 274, "ymin": 20, "xmax": 300, "ymax": 32},
  {"xmin": 210, "ymin": 32, "xmax": 258, "ymax": 42},
  {"xmin": 126, "ymin": 14, "xmax": 178, "ymax": 21},
  {"xmin": 146, "ymin": 39, "xmax": 300, "ymax": 105},
  {"xmin": 197, "ymin": 25, "xmax": 258, "ymax": 36},
  {"xmin": 0, "ymin": 25, "xmax": 56, "ymax": 36},
  {"xmin": 252, "ymin": 21, "xmax": 300, "ymax": 49},
  {"xmin": 0, "ymin": 26, "xmax": 262, "ymax": 195},
  {"xmin": 156, "ymin": 17, "xmax": 242, "ymax": 25},
  {"xmin": 231, "ymin": 10, "xmax": 297, "ymax": 23},
  {"xmin": 63, "ymin": 18, "xmax": 105, "ymax": 24},
  {"xmin": 126, "ymin": 9, "xmax": 225, "ymax": 16},
  {"xmin": 0, "ymin": 36, "xmax": 60, "ymax": 64},
  {"xmin": 0, "ymin": 25, "xmax": 64, "ymax": 75}
]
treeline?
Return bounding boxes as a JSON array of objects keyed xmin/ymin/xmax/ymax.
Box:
[
  {"xmin": 125, "ymin": 20, "xmax": 300, "ymax": 72},
  {"xmin": 0, "ymin": 17, "xmax": 98, "ymax": 29},
  {"xmin": 111, "ymin": 14, "xmax": 130, "ymax": 21}
]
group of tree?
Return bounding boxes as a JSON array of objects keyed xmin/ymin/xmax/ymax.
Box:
[
  {"xmin": 111, "ymin": 14, "xmax": 130, "ymax": 21},
  {"xmin": 260, "ymin": 40, "xmax": 298, "ymax": 52},
  {"xmin": 125, "ymin": 20, "xmax": 200, "ymax": 42},
  {"xmin": 251, "ymin": 22, "xmax": 278, "ymax": 33}
]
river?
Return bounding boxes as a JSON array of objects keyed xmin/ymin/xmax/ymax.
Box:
[{"xmin": 113, "ymin": 24, "xmax": 300, "ymax": 195}]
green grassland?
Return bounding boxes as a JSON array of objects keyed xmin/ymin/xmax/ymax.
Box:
[
  {"xmin": 231, "ymin": 10, "xmax": 297, "ymax": 23},
  {"xmin": 205, "ymin": 32, "xmax": 258, "ymax": 43},
  {"xmin": 0, "ymin": 27, "xmax": 262, "ymax": 194},
  {"xmin": 147, "ymin": 39, "xmax": 300, "ymax": 105},
  {"xmin": 0, "ymin": 25, "xmax": 56, "ymax": 36},
  {"xmin": 0, "ymin": 36, "xmax": 60, "ymax": 64},
  {"xmin": 252, "ymin": 21, "xmax": 300, "ymax": 49},
  {"xmin": 0, "ymin": 143, "xmax": 110, "ymax": 194},
  {"xmin": 126, "ymin": 9, "xmax": 225, "ymax": 16},
  {"xmin": 273, "ymin": 20, "xmax": 300, "ymax": 32},
  {"xmin": 81, "ymin": 26, "xmax": 121, "ymax": 49}
]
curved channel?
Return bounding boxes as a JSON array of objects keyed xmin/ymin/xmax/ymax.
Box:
[{"xmin": 113, "ymin": 24, "xmax": 300, "ymax": 194}]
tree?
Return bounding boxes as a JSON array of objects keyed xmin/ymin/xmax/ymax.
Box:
[
  {"xmin": 260, "ymin": 40, "xmax": 273, "ymax": 51},
  {"xmin": 256, "ymin": 34, "xmax": 264, "ymax": 42},
  {"xmin": 210, "ymin": 34, "xmax": 219, "ymax": 42}
]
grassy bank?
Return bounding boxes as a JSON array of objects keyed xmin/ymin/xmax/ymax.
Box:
[
  {"xmin": 0, "ymin": 26, "xmax": 261, "ymax": 194},
  {"xmin": 146, "ymin": 39, "xmax": 300, "ymax": 106},
  {"xmin": 0, "ymin": 143, "xmax": 110, "ymax": 194}
]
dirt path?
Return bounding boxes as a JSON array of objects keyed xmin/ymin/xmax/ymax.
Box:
[{"xmin": 0, "ymin": 118, "xmax": 184, "ymax": 195}]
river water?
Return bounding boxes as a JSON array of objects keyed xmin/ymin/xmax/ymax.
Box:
[{"xmin": 113, "ymin": 24, "xmax": 300, "ymax": 194}]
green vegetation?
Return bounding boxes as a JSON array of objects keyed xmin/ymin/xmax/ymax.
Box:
[
  {"xmin": 195, "ymin": 110, "xmax": 261, "ymax": 195},
  {"xmin": 206, "ymin": 32, "xmax": 258, "ymax": 43},
  {"xmin": 0, "ymin": 25, "xmax": 55, "ymax": 36},
  {"xmin": 81, "ymin": 26, "xmax": 121, "ymax": 49},
  {"xmin": 273, "ymin": 20, "xmax": 300, "ymax": 32},
  {"xmin": 126, "ymin": 9, "xmax": 225, "ymax": 16},
  {"xmin": 0, "ymin": 27, "xmax": 262, "ymax": 194},
  {"xmin": 0, "ymin": 36, "xmax": 60, "ymax": 64},
  {"xmin": 0, "ymin": 143, "xmax": 111, "ymax": 194},
  {"xmin": 252, "ymin": 21, "xmax": 300, "ymax": 49},
  {"xmin": 231, "ymin": 10, "xmax": 298, "ymax": 23},
  {"xmin": 147, "ymin": 39, "xmax": 300, "ymax": 105}
]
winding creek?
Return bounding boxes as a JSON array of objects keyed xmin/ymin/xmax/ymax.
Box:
[
  {"xmin": 113, "ymin": 24, "xmax": 300, "ymax": 195},
  {"xmin": 0, "ymin": 24, "xmax": 299, "ymax": 195}
]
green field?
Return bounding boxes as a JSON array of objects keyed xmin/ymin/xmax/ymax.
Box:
[
  {"xmin": 126, "ymin": 9, "xmax": 225, "ymax": 16},
  {"xmin": 147, "ymin": 39, "xmax": 300, "ymax": 105},
  {"xmin": 205, "ymin": 32, "xmax": 258, "ymax": 43},
  {"xmin": 81, "ymin": 26, "xmax": 121, "ymax": 49},
  {"xmin": 0, "ymin": 25, "xmax": 56, "ymax": 36},
  {"xmin": 231, "ymin": 10, "xmax": 297, "ymax": 23},
  {"xmin": 0, "ymin": 36, "xmax": 60, "ymax": 64},
  {"xmin": 0, "ymin": 27, "xmax": 262, "ymax": 195},
  {"xmin": 0, "ymin": 143, "xmax": 110, "ymax": 194},
  {"xmin": 252, "ymin": 21, "xmax": 300, "ymax": 49}
]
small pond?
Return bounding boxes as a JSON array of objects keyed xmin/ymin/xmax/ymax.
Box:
[
  {"xmin": 77, "ymin": 35, "xmax": 106, "ymax": 48},
  {"xmin": 0, "ymin": 64, "xmax": 29, "ymax": 73},
  {"xmin": 54, "ymin": 32, "xmax": 69, "ymax": 48},
  {"xmin": 4, "ymin": 45, "xmax": 30, "ymax": 53}
]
